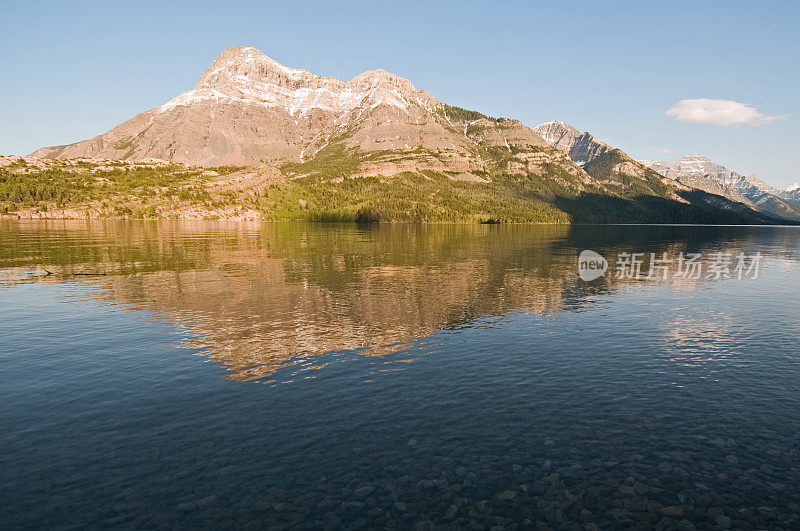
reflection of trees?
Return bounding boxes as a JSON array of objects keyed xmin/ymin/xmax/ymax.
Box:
[{"xmin": 1, "ymin": 220, "xmax": 796, "ymax": 381}]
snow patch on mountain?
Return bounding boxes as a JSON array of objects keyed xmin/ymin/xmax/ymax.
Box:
[{"xmin": 158, "ymin": 47, "xmax": 435, "ymax": 119}]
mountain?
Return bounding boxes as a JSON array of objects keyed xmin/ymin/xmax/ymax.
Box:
[
  {"xmin": 640, "ymin": 154, "xmax": 800, "ymax": 221},
  {"xmin": 529, "ymin": 122, "xmax": 757, "ymax": 218},
  {"xmin": 31, "ymin": 46, "xmax": 540, "ymax": 173},
  {"xmin": 531, "ymin": 121, "xmax": 608, "ymax": 166},
  {"xmin": 532, "ymin": 120, "xmax": 677, "ymax": 192},
  {"xmin": 33, "ymin": 46, "xmax": 450, "ymax": 166},
  {"xmin": 641, "ymin": 156, "xmax": 755, "ymax": 207},
  {"xmin": 777, "ymin": 183, "xmax": 800, "ymax": 206},
  {"xmin": 530, "ymin": 122, "xmax": 800, "ymax": 221},
  {"xmin": 20, "ymin": 46, "xmax": 781, "ymax": 224}
]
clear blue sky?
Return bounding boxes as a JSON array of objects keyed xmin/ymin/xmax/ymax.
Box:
[{"xmin": 1, "ymin": 0, "xmax": 798, "ymax": 187}]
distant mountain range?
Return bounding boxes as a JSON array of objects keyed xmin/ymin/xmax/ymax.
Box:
[
  {"xmin": 20, "ymin": 46, "xmax": 790, "ymax": 224},
  {"xmin": 640, "ymin": 155, "xmax": 800, "ymax": 221},
  {"xmin": 525, "ymin": 121, "xmax": 800, "ymax": 222}
]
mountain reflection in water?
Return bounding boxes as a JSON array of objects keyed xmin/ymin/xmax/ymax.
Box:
[{"xmin": 1, "ymin": 220, "xmax": 797, "ymax": 382}]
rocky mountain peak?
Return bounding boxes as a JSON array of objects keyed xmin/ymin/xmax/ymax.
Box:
[
  {"xmin": 157, "ymin": 46, "xmax": 435, "ymax": 119},
  {"xmin": 196, "ymin": 46, "xmax": 314, "ymax": 89},
  {"xmin": 672, "ymin": 154, "xmax": 719, "ymax": 175},
  {"xmin": 29, "ymin": 45, "xmax": 451, "ymax": 166},
  {"xmin": 532, "ymin": 121, "xmax": 581, "ymax": 144},
  {"xmin": 679, "ymin": 153, "xmax": 711, "ymax": 163},
  {"xmin": 788, "ymin": 183, "xmax": 800, "ymax": 192},
  {"xmin": 349, "ymin": 68, "xmax": 417, "ymax": 93},
  {"xmin": 533, "ymin": 121, "xmax": 608, "ymax": 166}
]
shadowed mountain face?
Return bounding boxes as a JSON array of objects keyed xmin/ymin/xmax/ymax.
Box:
[
  {"xmin": 531, "ymin": 123, "xmax": 793, "ymax": 223},
  {"xmin": 2, "ymin": 220, "xmax": 795, "ymax": 382},
  {"xmin": 528, "ymin": 125, "xmax": 777, "ymax": 222}
]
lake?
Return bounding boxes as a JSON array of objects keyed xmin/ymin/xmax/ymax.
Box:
[{"xmin": 1, "ymin": 220, "xmax": 799, "ymax": 529}]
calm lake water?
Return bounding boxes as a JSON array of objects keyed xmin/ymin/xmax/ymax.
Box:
[{"xmin": 1, "ymin": 221, "xmax": 799, "ymax": 530}]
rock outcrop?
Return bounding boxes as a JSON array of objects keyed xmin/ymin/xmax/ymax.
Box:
[{"xmin": 532, "ymin": 121, "xmax": 609, "ymax": 166}]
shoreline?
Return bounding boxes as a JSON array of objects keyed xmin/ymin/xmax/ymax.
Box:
[{"xmin": 3, "ymin": 215, "xmax": 795, "ymax": 227}]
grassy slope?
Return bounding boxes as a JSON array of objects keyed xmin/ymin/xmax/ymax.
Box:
[
  {"xmin": 272, "ymin": 145, "xmax": 570, "ymax": 222},
  {"xmin": 265, "ymin": 145, "xmax": 773, "ymax": 224},
  {"xmin": 0, "ymin": 148, "xmax": 780, "ymax": 224},
  {"xmin": 583, "ymin": 150, "xmax": 672, "ymax": 197},
  {"xmin": 0, "ymin": 160, "xmax": 241, "ymax": 218},
  {"xmin": 257, "ymin": 170, "xmax": 570, "ymax": 223}
]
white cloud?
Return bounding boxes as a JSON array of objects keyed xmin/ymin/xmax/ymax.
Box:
[
  {"xmin": 648, "ymin": 147, "xmax": 673, "ymax": 154},
  {"xmin": 665, "ymin": 98, "xmax": 789, "ymax": 127}
]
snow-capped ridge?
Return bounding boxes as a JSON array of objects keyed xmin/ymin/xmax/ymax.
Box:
[
  {"xmin": 158, "ymin": 46, "xmax": 432, "ymax": 118},
  {"xmin": 788, "ymin": 183, "xmax": 800, "ymax": 192}
]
